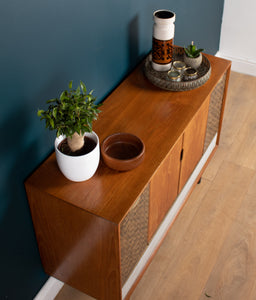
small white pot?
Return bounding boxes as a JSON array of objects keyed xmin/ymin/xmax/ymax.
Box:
[
  {"xmin": 183, "ymin": 52, "xmax": 202, "ymax": 69},
  {"xmin": 55, "ymin": 131, "xmax": 100, "ymax": 182}
]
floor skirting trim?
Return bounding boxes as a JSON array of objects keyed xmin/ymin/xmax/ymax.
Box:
[
  {"xmin": 34, "ymin": 277, "xmax": 64, "ymax": 300},
  {"xmin": 216, "ymin": 51, "xmax": 256, "ymax": 77}
]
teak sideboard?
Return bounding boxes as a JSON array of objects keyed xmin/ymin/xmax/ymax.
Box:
[{"xmin": 25, "ymin": 53, "xmax": 231, "ymax": 300}]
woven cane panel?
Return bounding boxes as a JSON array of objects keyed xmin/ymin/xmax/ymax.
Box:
[
  {"xmin": 204, "ymin": 72, "xmax": 227, "ymax": 152},
  {"xmin": 120, "ymin": 185, "xmax": 149, "ymax": 285}
]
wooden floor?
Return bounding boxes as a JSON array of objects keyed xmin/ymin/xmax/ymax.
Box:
[{"xmin": 55, "ymin": 71, "xmax": 256, "ymax": 300}]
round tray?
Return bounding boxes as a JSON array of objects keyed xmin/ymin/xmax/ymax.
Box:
[{"xmin": 144, "ymin": 47, "xmax": 211, "ymax": 91}]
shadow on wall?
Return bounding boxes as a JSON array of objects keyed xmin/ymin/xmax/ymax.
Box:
[
  {"xmin": 128, "ymin": 15, "xmax": 140, "ymax": 68},
  {"xmin": 128, "ymin": 14, "xmax": 148, "ymax": 72},
  {"xmin": 0, "ymin": 105, "xmax": 48, "ymax": 298}
]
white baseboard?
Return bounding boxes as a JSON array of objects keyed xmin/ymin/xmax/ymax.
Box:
[
  {"xmin": 34, "ymin": 277, "xmax": 64, "ymax": 300},
  {"xmin": 215, "ymin": 51, "xmax": 256, "ymax": 77}
]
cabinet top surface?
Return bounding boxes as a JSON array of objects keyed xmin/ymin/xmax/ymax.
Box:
[{"xmin": 26, "ymin": 53, "xmax": 231, "ymax": 224}]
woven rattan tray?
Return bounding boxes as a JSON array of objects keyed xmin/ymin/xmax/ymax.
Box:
[{"xmin": 144, "ymin": 47, "xmax": 211, "ymax": 91}]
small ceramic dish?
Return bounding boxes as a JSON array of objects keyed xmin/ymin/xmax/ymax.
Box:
[
  {"xmin": 183, "ymin": 67, "xmax": 198, "ymax": 80},
  {"xmin": 167, "ymin": 70, "xmax": 181, "ymax": 82},
  {"xmin": 101, "ymin": 133, "xmax": 145, "ymax": 171},
  {"xmin": 172, "ymin": 60, "xmax": 186, "ymax": 72}
]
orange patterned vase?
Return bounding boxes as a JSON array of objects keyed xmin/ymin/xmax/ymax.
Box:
[{"xmin": 152, "ymin": 10, "xmax": 176, "ymax": 71}]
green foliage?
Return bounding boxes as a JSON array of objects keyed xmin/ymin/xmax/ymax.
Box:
[
  {"xmin": 37, "ymin": 81, "xmax": 101, "ymax": 138},
  {"xmin": 184, "ymin": 41, "xmax": 204, "ymax": 58}
]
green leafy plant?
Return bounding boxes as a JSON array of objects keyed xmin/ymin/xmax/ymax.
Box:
[
  {"xmin": 184, "ymin": 41, "xmax": 204, "ymax": 58},
  {"xmin": 38, "ymin": 80, "xmax": 101, "ymax": 152}
]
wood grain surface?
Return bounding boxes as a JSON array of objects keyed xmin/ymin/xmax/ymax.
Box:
[
  {"xmin": 26, "ymin": 53, "xmax": 231, "ymax": 225},
  {"xmin": 55, "ymin": 72, "xmax": 256, "ymax": 300},
  {"xmin": 26, "ymin": 186, "xmax": 121, "ymax": 300},
  {"xmin": 148, "ymin": 135, "xmax": 183, "ymax": 241},
  {"xmin": 178, "ymin": 96, "xmax": 210, "ymax": 192}
]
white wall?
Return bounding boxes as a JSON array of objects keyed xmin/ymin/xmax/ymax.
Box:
[{"xmin": 218, "ymin": 0, "xmax": 256, "ymax": 76}]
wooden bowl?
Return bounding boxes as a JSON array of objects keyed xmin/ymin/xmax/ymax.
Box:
[{"xmin": 101, "ymin": 133, "xmax": 145, "ymax": 171}]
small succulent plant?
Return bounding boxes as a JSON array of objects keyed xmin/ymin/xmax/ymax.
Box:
[{"xmin": 184, "ymin": 41, "xmax": 204, "ymax": 58}]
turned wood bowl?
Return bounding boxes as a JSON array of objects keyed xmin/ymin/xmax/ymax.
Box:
[{"xmin": 101, "ymin": 133, "xmax": 145, "ymax": 171}]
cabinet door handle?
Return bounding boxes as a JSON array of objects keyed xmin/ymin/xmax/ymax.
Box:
[{"xmin": 180, "ymin": 149, "xmax": 184, "ymax": 161}]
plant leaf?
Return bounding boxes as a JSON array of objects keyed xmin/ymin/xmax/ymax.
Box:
[
  {"xmin": 80, "ymin": 81, "xmax": 86, "ymax": 94},
  {"xmin": 60, "ymin": 91, "xmax": 67, "ymax": 101},
  {"xmin": 50, "ymin": 119, "xmax": 54, "ymax": 128},
  {"xmin": 46, "ymin": 98, "xmax": 57, "ymax": 104},
  {"xmin": 191, "ymin": 44, "xmax": 196, "ymax": 53},
  {"xmin": 53, "ymin": 107, "xmax": 57, "ymax": 119},
  {"xmin": 76, "ymin": 85, "xmax": 81, "ymax": 96},
  {"xmin": 68, "ymin": 80, "xmax": 73, "ymax": 89},
  {"xmin": 37, "ymin": 109, "xmax": 44, "ymax": 117},
  {"xmin": 184, "ymin": 48, "xmax": 191, "ymax": 57}
]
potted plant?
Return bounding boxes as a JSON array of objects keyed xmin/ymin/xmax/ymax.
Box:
[
  {"xmin": 38, "ymin": 80, "xmax": 101, "ymax": 182},
  {"xmin": 184, "ymin": 41, "xmax": 204, "ymax": 69}
]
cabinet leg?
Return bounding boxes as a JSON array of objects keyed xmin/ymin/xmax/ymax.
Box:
[{"xmin": 197, "ymin": 177, "xmax": 202, "ymax": 184}]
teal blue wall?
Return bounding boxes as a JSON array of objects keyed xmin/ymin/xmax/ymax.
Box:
[{"xmin": 0, "ymin": 0, "xmax": 224, "ymax": 298}]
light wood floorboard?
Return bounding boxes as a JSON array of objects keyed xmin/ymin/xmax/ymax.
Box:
[{"xmin": 55, "ymin": 71, "xmax": 256, "ymax": 300}]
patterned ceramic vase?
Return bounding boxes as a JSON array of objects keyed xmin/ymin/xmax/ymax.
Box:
[{"xmin": 152, "ymin": 10, "xmax": 176, "ymax": 71}]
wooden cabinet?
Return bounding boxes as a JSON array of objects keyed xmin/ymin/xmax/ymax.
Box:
[
  {"xmin": 25, "ymin": 53, "xmax": 231, "ymax": 300},
  {"xmin": 148, "ymin": 97, "xmax": 210, "ymax": 240}
]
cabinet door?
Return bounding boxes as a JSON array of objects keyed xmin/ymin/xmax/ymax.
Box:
[
  {"xmin": 179, "ymin": 97, "xmax": 210, "ymax": 192},
  {"xmin": 148, "ymin": 135, "xmax": 183, "ymax": 241}
]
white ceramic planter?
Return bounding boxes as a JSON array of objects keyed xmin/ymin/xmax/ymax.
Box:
[{"xmin": 55, "ymin": 131, "xmax": 100, "ymax": 182}]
